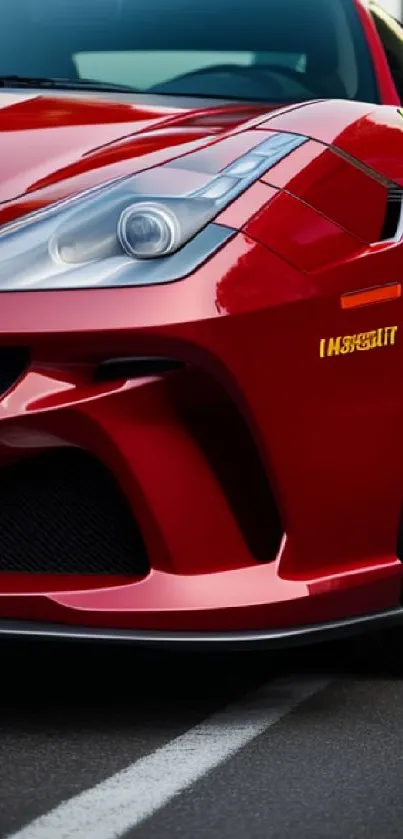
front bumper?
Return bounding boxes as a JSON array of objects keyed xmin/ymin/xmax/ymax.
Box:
[{"xmin": 0, "ymin": 230, "xmax": 401, "ymax": 636}]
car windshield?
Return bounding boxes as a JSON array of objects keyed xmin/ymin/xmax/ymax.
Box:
[{"xmin": 0, "ymin": 0, "xmax": 379, "ymax": 105}]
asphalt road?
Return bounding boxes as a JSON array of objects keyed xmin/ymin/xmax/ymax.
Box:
[{"xmin": 0, "ymin": 634, "xmax": 402, "ymax": 839}]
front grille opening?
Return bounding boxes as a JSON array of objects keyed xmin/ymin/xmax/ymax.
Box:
[
  {"xmin": 0, "ymin": 449, "xmax": 149, "ymax": 575},
  {"xmin": 181, "ymin": 392, "xmax": 284, "ymax": 564},
  {"xmin": 380, "ymin": 187, "xmax": 403, "ymax": 241}
]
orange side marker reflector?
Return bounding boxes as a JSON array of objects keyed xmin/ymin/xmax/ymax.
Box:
[{"xmin": 341, "ymin": 283, "xmax": 401, "ymax": 310}]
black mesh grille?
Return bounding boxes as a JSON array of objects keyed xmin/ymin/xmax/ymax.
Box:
[
  {"xmin": 0, "ymin": 450, "xmax": 149, "ymax": 575},
  {"xmin": 0, "ymin": 348, "xmax": 29, "ymax": 397}
]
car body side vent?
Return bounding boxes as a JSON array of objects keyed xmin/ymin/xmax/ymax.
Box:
[{"xmin": 380, "ymin": 186, "xmax": 403, "ymax": 241}]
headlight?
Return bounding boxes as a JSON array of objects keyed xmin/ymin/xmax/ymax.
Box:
[{"xmin": 0, "ymin": 131, "xmax": 307, "ymax": 290}]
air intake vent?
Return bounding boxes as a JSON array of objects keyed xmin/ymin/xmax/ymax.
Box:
[
  {"xmin": 0, "ymin": 449, "xmax": 149, "ymax": 575},
  {"xmin": 380, "ymin": 186, "xmax": 403, "ymax": 241},
  {"xmin": 0, "ymin": 348, "xmax": 29, "ymax": 397}
]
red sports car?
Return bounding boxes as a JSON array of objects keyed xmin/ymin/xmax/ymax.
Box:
[{"xmin": 1, "ymin": 0, "xmax": 403, "ymax": 649}]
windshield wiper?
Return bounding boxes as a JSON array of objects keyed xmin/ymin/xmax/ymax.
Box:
[{"xmin": 0, "ymin": 75, "xmax": 137, "ymax": 93}]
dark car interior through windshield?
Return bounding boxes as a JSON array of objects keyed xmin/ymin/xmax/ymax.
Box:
[{"xmin": 0, "ymin": 0, "xmax": 379, "ymax": 104}]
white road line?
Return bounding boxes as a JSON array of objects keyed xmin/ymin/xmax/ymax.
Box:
[{"xmin": 7, "ymin": 675, "xmax": 330, "ymax": 839}]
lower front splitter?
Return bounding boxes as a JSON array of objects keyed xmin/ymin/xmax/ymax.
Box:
[{"xmin": 0, "ymin": 605, "xmax": 402, "ymax": 650}]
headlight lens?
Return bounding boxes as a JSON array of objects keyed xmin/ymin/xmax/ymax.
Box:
[
  {"xmin": 0, "ymin": 130, "xmax": 307, "ymax": 290},
  {"xmin": 117, "ymin": 203, "xmax": 179, "ymax": 258}
]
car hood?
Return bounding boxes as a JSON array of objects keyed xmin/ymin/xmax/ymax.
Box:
[
  {"xmin": 0, "ymin": 89, "xmax": 274, "ymax": 224},
  {"xmin": 3, "ymin": 91, "xmax": 402, "ymax": 232}
]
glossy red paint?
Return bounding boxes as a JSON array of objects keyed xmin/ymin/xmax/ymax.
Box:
[
  {"xmin": 0, "ymin": 93, "xmax": 271, "ymax": 215},
  {"xmin": 260, "ymin": 105, "xmax": 403, "ymax": 185},
  {"xmin": 0, "ymin": 9, "xmax": 402, "ymax": 640}
]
